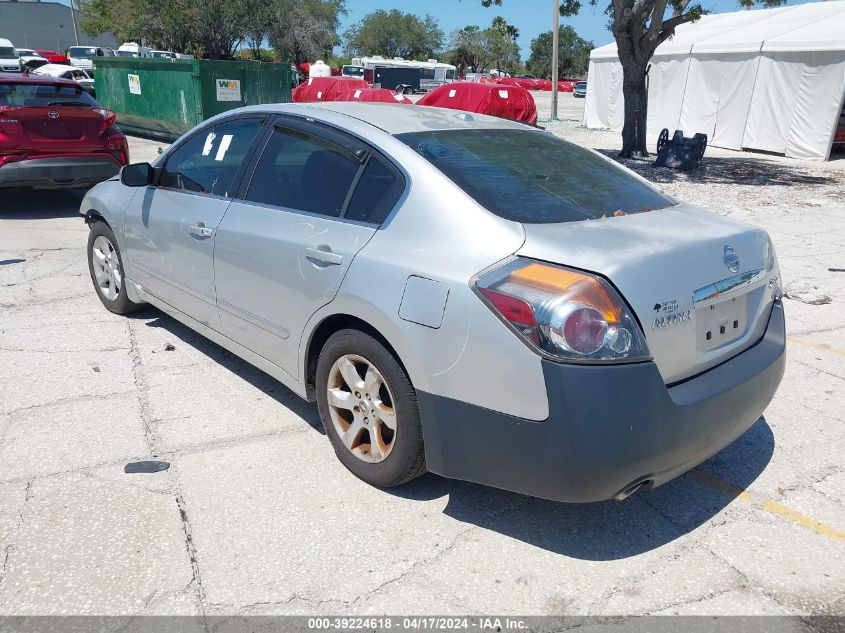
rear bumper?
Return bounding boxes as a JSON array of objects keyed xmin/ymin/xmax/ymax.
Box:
[
  {"xmin": 0, "ymin": 155, "xmax": 121, "ymax": 189},
  {"xmin": 419, "ymin": 301, "xmax": 785, "ymax": 503}
]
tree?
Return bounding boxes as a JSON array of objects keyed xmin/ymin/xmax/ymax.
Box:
[
  {"xmin": 268, "ymin": 0, "xmax": 346, "ymax": 67},
  {"xmin": 343, "ymin": 10, "xmax": 443, "ymax": 60},
  {"xmin": 527, "ymin": 26, "xmax": 592, "ymax": 79},
  {"xmin": 479, "ymin": 0, "xmax": 786, "ymax": 157},
  {"xmin": 445, "ymin": 26, "xmax": 491, "ymax": 74},
  {"xmin": 488, "ymin": 16, "xmax": 520, "ymax": 73}
]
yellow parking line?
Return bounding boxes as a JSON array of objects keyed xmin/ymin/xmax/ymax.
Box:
[
  {"xmin": 787, "ymin": 336, "xmax": 845, "ymax": 357},
  {"xmin": 689, "ymin": 469, "xmax": 845, "ymax": 544}
]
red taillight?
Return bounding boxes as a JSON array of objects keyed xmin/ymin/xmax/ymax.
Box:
[
  {"xmin": 479, "ymin": 288, "xmax": 537, "ymax": 328},
  {"xmin": 104, "ymin": 130, "xmax": 129, "ymax": 165},
  {"xmin": 0, "ymin": 154, "xmax": 24, "ymax": 168},
  {"xmin": 94, "ymin": 108, "xmax": 117, "ymax": 132}
]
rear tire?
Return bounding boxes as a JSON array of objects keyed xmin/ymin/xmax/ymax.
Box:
[
  {"xmin": 87, "ymin": 221, "xmax": 144, "ymax": 315},
  {"xmin": 316, "ymin": 328, "xmax": 426, "ymax": 488}
]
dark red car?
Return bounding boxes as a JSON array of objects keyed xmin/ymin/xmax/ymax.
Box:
[{"xmin": 0, "ymin": 73, "xmax": 128, "ymax": 189}]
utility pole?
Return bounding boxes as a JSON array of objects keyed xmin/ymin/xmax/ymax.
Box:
[
  {"xmin": 551, "ymin": 0, "xmax": 559, "ymax": 121},
  {"xmin": 69, "ymin": 0, "xmax": 80, "ymax": 47}
]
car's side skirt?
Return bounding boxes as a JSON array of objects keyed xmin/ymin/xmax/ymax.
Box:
[{"xmin": 133, "ymin": 282, "xmax": 309, "ymax": 400}]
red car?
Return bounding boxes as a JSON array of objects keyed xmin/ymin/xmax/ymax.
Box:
[
  {"xmin": 0, "ymin": 73, "xmax": 128, "ymax": 189},
  {"xmin": 35, "ymin": 50, "xmax": 69, "ymax": 65}
]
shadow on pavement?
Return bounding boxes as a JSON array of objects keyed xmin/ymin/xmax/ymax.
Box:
[
  {"xmin": 393, "ymin": 418, "xmax": 774, "ymax": 560},
  {"xmin": 1, "ymin": 188, "xmax": 87, "ymax": 220},
  {"xmin": 130, "ymin": 305, "xmax": 774, "ymax": 561},
  {"xmin": 130, "ymin": 309, "xmax": 325, "ymax": 434},
  {"xmin": 595, "ymin": 149, "xmax": 836, "ymax": 187}
]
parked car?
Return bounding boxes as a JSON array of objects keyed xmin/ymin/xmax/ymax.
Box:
[
  {"xmin": 35, "ymin": 50, "xmax": 69, "ymax": 65},
  {"xmin": 15, "ymin": 48, "xmax": 43, "ymax": 65},
  {"xmin": 573, "ymin": 81, "xmax": 587, "ymax": 97},
  {"xmin": 79, "ymin": 103, "xmax": 785, "ymax": 503},
  {"xmin": 31, "ymin": 63, "xmax": 96, "ymax": 96},
  {"xmin": 150, "ymin": 50, "xmax": 176, "ymax": 59},
  {"xmin": 67, "ymin": 46, "xmax": 110, "ymax": 73},
  {"xmin": 0, "ymin": 38, "xmax": 21, "ymax": 73},
  {"xmin": 0, "ymin": 73, "xmax": 128, "ymax": 189},
  {"xmin": 116, "ymin": 42, "xmax": 151, "ymax": 58}
]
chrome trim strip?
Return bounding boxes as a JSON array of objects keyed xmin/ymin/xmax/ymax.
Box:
[{"xmin": 693, "ymin": 268, "xmax": 766, "ymax": 306}]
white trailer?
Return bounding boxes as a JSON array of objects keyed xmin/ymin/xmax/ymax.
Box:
[{"xmin": 351, "ymin": 56, "xmax": 456, "ymax": 91}]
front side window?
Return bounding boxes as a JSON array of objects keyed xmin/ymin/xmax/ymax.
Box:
[
  {"xmin": 245, "ymin": 127, "xmax": 362, "ymax": 217},
  {"xmin": 159, "ymin": 118, "xmax": 263, "ymax": 197},
  {"xmin": 397, "ymin": 129, "xmax": 674, "ymax": 224}
]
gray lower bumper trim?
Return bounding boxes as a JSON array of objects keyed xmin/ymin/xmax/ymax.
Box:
[
  {"xmin": 419, "ymin": 302, "xmax": 786, "ymax": 503},
  {"xmin": 0, "ymin": 156, "xmax": 120, "ymax": 189}
]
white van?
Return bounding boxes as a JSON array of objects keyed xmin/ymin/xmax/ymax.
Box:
[
  {"xmin": 68, "ymin": 46, "xmax": 109, "ymax": 72},
  {"xmin": 0, "ymin": 38, "xmax": 22, "ymax": 73},
  {"xmin": 116, "ymin": 42, "xmax": 152, "ymax": 58}
]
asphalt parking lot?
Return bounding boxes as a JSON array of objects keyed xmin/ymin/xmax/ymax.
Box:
[{"xmin": 1, "ymin": 107, "xmax": 845, "ymax": 621}]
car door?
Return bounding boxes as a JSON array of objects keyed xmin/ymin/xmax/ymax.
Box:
[
  {"xmin": 214, "ymin": 117, "xmax": 406, "ymax": 379},
  {"xmin": 123, "ymin": 115, "xmax": 266, "ymax": 330}
]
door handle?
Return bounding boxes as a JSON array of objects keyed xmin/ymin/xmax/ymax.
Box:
[
  {"xmin": 188, "ymin": 224, "xmax": 214, "ymax": 239},
  {"xmin": 306, "ymin": 247, "xmax": 343, "ymax": 266}
]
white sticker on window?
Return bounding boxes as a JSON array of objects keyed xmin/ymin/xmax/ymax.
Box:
[
  {"xmin": 393, "ymin": 93, "xmax": 404, "ymax": 101},
  {"xmin": 201, "ymin": 131, "xmax": 216, "ymax": 157},
  {"xmin": 354, "ymin": 90, "xmax": 362, "ymax": 98},
  {"xmin": 214, "ymin": 134, "xmax": 233, "ymax": 161},
  {"xmin": 498, "ymin": 90, "xmax": 508, "ymax": 98},
  {"xmin": 317, "ymin": 91, "xmax": 323, "ymax": 99},
  {"xmin": 448, "ymin": 89, "xmax": 457, "ymax": 98}
]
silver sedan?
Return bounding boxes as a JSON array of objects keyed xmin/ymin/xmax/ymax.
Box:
[{"xmin": 80, "ymin": 103, "xmax": 785, "ymax": 502}]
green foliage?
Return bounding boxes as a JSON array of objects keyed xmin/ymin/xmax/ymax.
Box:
[
  {"xmin": 444, "ymin": 17, "xmax": 520, "ymax": 74},
  {"xmin": 268, "ymin": 0, "xmax": 346, "ymax": 66},
  {"xmin": 527, "ymin": 26, "xmax": 592, "ymax": 79},
  {"xmin": 79, "ymin": 0, "xmax": 346, "ymax": 61},
  {"xmin": 343, "ymin": 10, "xmax": 444, "ymax": 60}
]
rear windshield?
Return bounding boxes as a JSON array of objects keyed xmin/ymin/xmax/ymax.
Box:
[
  {"xmin": 396, "ymin": 129, "xmax": 674, "ymax": 223},
  {"xmin": 342, "ymin": 65, "xmax": 364, "ymax": 77},
  {"xmin": 576, "ymin": 82, "xmax": 587, "ymax": 89},
  {"xmin": 0, "ymin": 82, "xmax": 97, "ymax": 108},
  {"xmin": 116, "ymin": 51, "xmax": 136, "ymax": 57}
]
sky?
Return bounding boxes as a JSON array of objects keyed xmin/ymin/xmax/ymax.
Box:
[{"xmin": 338, "ymin": 0, "xmax": 823, "ymax": 59}]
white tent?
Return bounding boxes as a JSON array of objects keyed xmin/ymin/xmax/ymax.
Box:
[{"xmin": 584, "ymin": 1, "xmax": 845, "ymax": 160}]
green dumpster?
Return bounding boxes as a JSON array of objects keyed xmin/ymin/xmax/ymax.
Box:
[{"xmin": 93, "ymin": 58, "xmax": 292, "ymax": 141}]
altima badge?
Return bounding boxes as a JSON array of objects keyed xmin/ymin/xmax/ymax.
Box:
[
  {"xmin": 652, "ymin": 310, "xmax": 691, "ymax": 329},
  {"xmin": 723, "ymin": 245, "xmax": 740, "ymax": 273}
]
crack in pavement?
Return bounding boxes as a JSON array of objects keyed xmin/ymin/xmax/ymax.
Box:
[
  {"xmin": 128, "ymin": 319, "xmax": 210, "ymax": 631},
  {"xmin": 0, "ymin": 479, "xmax": 33, "ymax": 590}
]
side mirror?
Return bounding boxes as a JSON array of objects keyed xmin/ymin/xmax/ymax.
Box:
[{"xmin": 120, "ymin": 162, "xmax": 153, "ymax": 187}]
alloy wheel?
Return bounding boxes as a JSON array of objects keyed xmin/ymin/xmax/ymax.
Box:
[
  {"xmin": 91, "ymin": 235, "xmax": 122, "ymax": 301},
  {"xmin": 326, "ymin": 354, "xmax": 397, "ymax": 463}
]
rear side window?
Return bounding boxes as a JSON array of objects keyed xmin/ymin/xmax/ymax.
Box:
[
  {"xmin": 159, "ymin": 118, "xmax": 263, "ymax": 197},
  {"xmin": 396, "ymin": 129, "xmax": 674, "ymax": 223},
  {"xmin": 345, "ymin": 156, "xmax": 404, "ymax": 223},
  {"xmin": 0, "ymin": 82, "xmax": 97, "ymax": 108},
  {"xmin": 245, "ymin": 127, "xmax": 361, "ymax": 217}
]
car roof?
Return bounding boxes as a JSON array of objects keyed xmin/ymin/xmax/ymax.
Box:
[
  {"xmin": 0, "ymin": 72, "xmax": 78, "ymax": 86},
  {"xmin": 33, "ymin": 64, "xmax": 84, "ymax": 75},
  {"xmin": 238, "ymin": 102, "xmax": 532, "ymax": 135}
]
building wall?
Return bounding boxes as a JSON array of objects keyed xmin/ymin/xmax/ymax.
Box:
[{"xmin": 0, "ymin": 0, "xmax": 117, "ymax": 52}]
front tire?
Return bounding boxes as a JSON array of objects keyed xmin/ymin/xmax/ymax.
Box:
[
  {"xmin": 87, "ymin": 221, "xmax": 144, "ymax": 314},
  {"xmin": 316, "ymin": 329, "xmax": 426, "ymax": 487}
]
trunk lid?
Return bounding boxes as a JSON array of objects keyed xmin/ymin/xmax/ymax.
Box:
[
  {"xmin": 518, "ymin": 204, "xmax": 778, "ymax": 383},
  {"xmin": 2, "ymin": 106, "xmax": 106, "ymax": 150}
]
